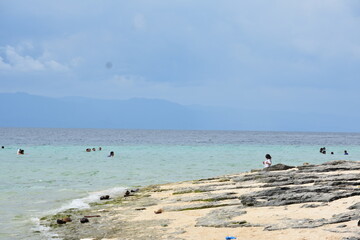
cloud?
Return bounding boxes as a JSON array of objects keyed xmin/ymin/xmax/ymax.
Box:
[
  {"xmin": 1, "ymin": 0, "xmax": 360, "ymax": 120},
  {"xmin": 0, "ymin": 44, "xmax": 68, "ymax": 72}
]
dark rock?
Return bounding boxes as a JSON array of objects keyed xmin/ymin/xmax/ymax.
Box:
[
  {"xmin": 100, "ymin": 195, "xmax": 110, "ymax": 200},
  {"xmin": 62, "ymin": 217, "xmax": 72, "ymax": 222},
  {"xmin": 348, "ymin": 203, "xmax": 360, "ymax": 210},
  {"xmin": 135, "ymin": 208, "xmax": 146, "ymax": 211},
  {"xmin": 84, "ymin": 215, "xmax": 101, "ymax": 218},
  {"xmin": 80, "ymin": 217, "xmax": 89, "ymax": 223},
  {"xmin": 57, "ymin": 219, "xmax": 66, "ymax": 224}
]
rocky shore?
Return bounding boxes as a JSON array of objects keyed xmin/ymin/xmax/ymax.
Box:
[{"xmin": 40, "ymin": 160, "xmax": 360, "ymax": 240}]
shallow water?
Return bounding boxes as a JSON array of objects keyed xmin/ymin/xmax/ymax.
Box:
[{"xmin": 0, "ymin": 128, "xmax": 358, "ymax": 239}]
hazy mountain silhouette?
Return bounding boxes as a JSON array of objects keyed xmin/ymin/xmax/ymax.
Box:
[{"xmin": 0, "ymin": 92, "xmax": 357, "ymax": 132}]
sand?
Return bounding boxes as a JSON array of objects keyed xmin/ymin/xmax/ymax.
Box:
[{"xmin": 42, "ymin": 161, "xmax": 360, "ymax": 240}]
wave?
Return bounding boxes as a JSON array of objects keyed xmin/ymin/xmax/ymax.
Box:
[
  {"xmin": 53, "ymin": 186, "xmax": 128, "ymax": 213},
  {"xmin": 33, "ymin": 186, "xmax": 128, "ymax": 239}
]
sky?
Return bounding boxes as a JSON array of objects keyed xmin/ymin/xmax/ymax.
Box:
[{"xmin": 1, "ymin": 0, "xmax": 360, "ymax": 118}]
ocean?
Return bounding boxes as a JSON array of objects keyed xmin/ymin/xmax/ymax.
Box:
[{"xmin": 0, "ymin": 128, "xmax": 359, "ymax": 240}]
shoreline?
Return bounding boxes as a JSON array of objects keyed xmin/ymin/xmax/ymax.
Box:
[{"xmin": 40, "ymin": 160, "xmax": 360, "ymax": 240}]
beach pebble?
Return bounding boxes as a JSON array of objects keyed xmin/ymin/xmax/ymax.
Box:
[
  {"xmin": 135, "ymin": 208, "xmax": 146, "ymax": 211},
  {"xmin": 80, "ymin": 217, "xmax": 89, "ymax": 223},
  {"xmin": 57, "ymin": 219, "xmax": 66, "ymax": 224},
  {"xmin": 62, "ymin": 217, "xmax": 72, "ymax": 222},
  {"xmin": 154, "ymin": 209, "xmax": 163, "ymax": 214},
  {"xmin": 84, "ymin": 215, "xmax": 101, "ymax": 218},
  {"xmin": 100, "ymin": 195, "xmax": 110, "ymax": 200}
]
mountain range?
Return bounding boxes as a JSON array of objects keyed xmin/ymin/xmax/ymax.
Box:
[{"xmin": 0, "ymin": 92, "xmax": 357, "ymax": 132}]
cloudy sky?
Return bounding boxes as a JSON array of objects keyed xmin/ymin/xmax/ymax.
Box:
[{"xmin": 1, "ymin": 0, "xmax": 360, "ymax": 116}]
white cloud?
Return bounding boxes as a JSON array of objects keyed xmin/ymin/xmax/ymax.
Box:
[
  {"xmin": 0, "ymin": 45, "xmax": 69, "ymax": 72},
  {"xmin": 110, "ymin": 74, "xmax": 148, "ymax": 88},
  {"xmin": 0, "ymin": 56, "xmax": 11, "ymax": 70}
]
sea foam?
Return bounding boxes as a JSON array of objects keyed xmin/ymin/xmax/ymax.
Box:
[{"xmin": 52, "ymin": 186, "xmax": 128, "ymax": 214}]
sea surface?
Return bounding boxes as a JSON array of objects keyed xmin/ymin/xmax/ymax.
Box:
[{"xmin": 0, "ymin": 128, "xmax": 359, "ymax": 240}]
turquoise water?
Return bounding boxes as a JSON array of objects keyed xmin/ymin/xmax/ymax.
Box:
[{"xmin": 0, "ymin": 128, "xmax": 359, "ymax": 239}]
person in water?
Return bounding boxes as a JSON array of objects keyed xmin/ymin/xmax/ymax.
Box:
[
  {"xmin": 17, "ymin": 149, "xmax": 24, "ymax": 155},
  {"xmin": 108, "ymin": 151, "xmax": 114, "ymax": 157},
  {"xmin": 344, "ymin": 150, "xmax": 349, "ymax": 155},
  {"xmin": 263, "ymin": 154, "xmax": 272, "ymax": 168},
  {"xmin": 320, "ymin": 147, "xmax": 327, "ymax": 154}
]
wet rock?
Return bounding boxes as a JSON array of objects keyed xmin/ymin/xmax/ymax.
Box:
[
  {"xmin": 80, "ymin": 217, "xmax": 89, "ymax": 223},
  {"xmin": 62, "ymin": 217, "xmax": 72, "ymax": 222},
  {"xmin": 100, "ymin": 195, "xmax": 110, "ymax": 200},
  {"xmin": 57, "ymin": 219, "xmax": 66, "ymax": 224}
]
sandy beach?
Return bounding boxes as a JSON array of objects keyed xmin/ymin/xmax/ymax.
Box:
[{"xmin": 41, "ymin": 160, "xmax": 360, "ymax": 240}]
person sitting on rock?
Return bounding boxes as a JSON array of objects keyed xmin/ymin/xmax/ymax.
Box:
[{"xmin": 263, "ymin": 154, "xmax": 272, "ymax": 168}]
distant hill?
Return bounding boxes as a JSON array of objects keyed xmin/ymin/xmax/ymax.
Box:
[{"xmin": 0, "ymin": 92, "xmax": 357, "ymax": 132}]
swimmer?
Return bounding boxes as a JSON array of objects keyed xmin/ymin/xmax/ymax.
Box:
[
  {"xmin": 86, "ymin": 148, "xmax": 91, "ymax": 152},
  {"xmin": 99, "ymin": 147, "xmax": 102, "ymax": 151},
  {"xmin": 320, "ymin": 147, "xmax": 326, "ymax": 154},
  {"xmin": 108, "ymin": 151, "xmax": 114, "ymax": 157},
  {"xmin": 17, "ymin": 149, "xmax": 24, "ymax": 155},
  {"xmin": 92, "ymin": 148, "xmax": 96, "ymax": 151},
  {"xmin": 344, "ymin": 150, "xmax": 349, "ymax": 155}
]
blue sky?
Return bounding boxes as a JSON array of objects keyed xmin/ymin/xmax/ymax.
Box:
[{"xmin": 1, "ymin": 0, "xmax": 360, "ymax": 118}]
